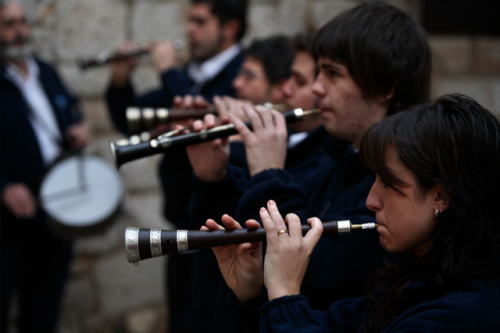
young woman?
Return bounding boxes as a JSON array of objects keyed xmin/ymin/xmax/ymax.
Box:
[{"xmin": 203, "ymin": 94, "xmax": 500, "ymax": 332}]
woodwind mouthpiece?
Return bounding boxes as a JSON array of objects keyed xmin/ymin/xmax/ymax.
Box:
[{"xmin": 124, "ymin": 221, "xmax": 378, "ymax": 264}]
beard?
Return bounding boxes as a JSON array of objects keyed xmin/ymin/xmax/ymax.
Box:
[
  {"xmin": 190, "ymin": 30, "xmax": 224, "ymax": 63},
  {"xmin": 0, "ymin": 34, "xmax": 33, "ymax": 62}
]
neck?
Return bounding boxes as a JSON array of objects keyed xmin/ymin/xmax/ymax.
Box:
[{"xmin": 10, "ymin": 58, "xmax": 29, "ymax": 78}]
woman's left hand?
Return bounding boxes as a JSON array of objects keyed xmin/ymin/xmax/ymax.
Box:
[{"xmin": 260, "ymin": 201, "xmax": 323, "ymax": 301}]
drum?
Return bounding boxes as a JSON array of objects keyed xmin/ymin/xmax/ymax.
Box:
[{"xmin": 40, "ymin": 155, "xmax": 124, "ymax": 238}]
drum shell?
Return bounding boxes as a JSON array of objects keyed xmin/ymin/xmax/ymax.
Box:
[{"xmin": 40, "ymin": 155, "xmax": 124, "ymax": 239}]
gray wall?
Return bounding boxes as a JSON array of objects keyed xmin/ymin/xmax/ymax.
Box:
[{"xmin": 8, "ymin": 1, "xmax": 499, "ymax": 332}]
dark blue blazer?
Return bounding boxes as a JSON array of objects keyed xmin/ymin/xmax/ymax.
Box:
[
  {"xmin": 105, "ymin": 51, "xmax": 245, "ymax": 135},
  {"xmin": 1, "ymin": 58, "xmax": 81, "ymax": 229},
  {"xmin": 0, "ymin": 58, "xmax": 80, "ymax": 196}
]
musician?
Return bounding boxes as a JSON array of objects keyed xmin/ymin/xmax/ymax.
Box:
[
  {"xmin": 189, "ymin": 1, "xmax": 431, "ymax": 311},
  {"xmin": 0, "ymin": 1, "xmax": 88, "ymax": 332},
  {"xmin": 105, "ymin": 0, "xmax": 248, "ymax": 134},
  {"xmin": 205, "ymin": 94, "xmax": 500, "ymax": 332},
  {"xmin": 161, "ymin": 33, "xmax": 329, "ymax": 333},
  {"xmin": 232, "ymin": 35, "xmax": 294, "ymax": 105}
]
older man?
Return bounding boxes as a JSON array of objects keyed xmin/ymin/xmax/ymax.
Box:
[{"xmin": 0, "ymin": 1, "xmax": 88, "ymax": 332}]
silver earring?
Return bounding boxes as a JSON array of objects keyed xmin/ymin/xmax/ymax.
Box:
[{"xmin": 435, "ymin": 208, "xmax": 439, "ymax": 217}]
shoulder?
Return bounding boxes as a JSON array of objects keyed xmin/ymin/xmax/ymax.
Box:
[{"xmin": 387, "ymin": 278, "xmax": 500, "ymax": 333}]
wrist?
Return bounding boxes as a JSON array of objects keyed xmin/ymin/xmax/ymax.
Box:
[
  {"xmin": 196, "ymin": 168, "xmax": 227, "ymax": 183},
  {"xmin": 267, "ymin": 286, "xmax": 300, "ymax": 301}
]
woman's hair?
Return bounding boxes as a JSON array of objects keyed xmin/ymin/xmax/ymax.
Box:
[{"xmin": 359, "ymin": 93, "xmax": 500, "ymax": 332}]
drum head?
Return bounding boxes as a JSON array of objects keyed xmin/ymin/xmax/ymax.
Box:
[{"xmin": 40, "ymin": 155, "xmax": 124, "ymax": 237}]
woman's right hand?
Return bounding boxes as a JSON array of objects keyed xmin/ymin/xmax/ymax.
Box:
[{"xmin": 202, "ymin": 215, "xmax": 263, "ymax": 303}]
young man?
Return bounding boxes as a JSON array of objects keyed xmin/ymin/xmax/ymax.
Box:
[
  {"xmin": 192, "ymin": 1, "xmax": 431, "ymax": 310},
  {"xmin": 0, "ymin": 1, "xmax": 88, "ymax": 331},
  {"xmin": 105, "ymin": 0, "xmax": 248, "ymax": 134},
  {"xmin": 232, "ymin": 35, "xmax": 294, "ymax": 105}
]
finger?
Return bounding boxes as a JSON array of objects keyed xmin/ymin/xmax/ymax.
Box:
[
  {"xmin": 304, "ymin": 218, "xmax": 324, "ymax": 249},
  {"xmin": 260, "ymin": 207, "xmax": 278, "ymax": 244},
  {"xmin": 182, "ymin": 95, "xmax": 194, "ymax": 109},
  {"xmin": 214, "ymin": 96, "xmax": 228, "ymax": 118},
  {"xmin": 267, "ymin": 200, "xmax": 287, "ymax": 234},
  {"xmin": 254, "ymin": 106, "xmax": 274, "ymax": 131},
  {"xmin": 244, "ymin": 219, "xmax": 262, "ymax": 229},
  {"xmin": 229, "ymin": 113, "xmax": 253, "ymax": 140},
  {"xmin": 205, "ymin": 219, "xmax": 225, "ymax": 230},
  {"xmin": 192, "ymin": 119, "xmax": 204, "ymax": 132},
  {"xmin": 172, "ymin": 95, "xmax": 183, "ymax": 109},
  {"xmin": 243, "ymin": 105, "xmax": 264, "ymax": 132},
  {"xmin": 203, "ymin": 114, "xmax": 217, "ymax": 129},
  {"xmin": 194, "ymin": 95, "xmax": 208, "ymax": 109},
  {"xmin": 284, "ymin": 213, "xmax": 302, "ymax": 239},
  {"xmin": 220, "ymin": 214, "xmax": 243, "ymax": 230},
  {"xmin": 272, "ymin": 110, "xmax": 287, "ymax": 135}
]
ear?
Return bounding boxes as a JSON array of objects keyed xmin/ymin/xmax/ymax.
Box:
[
  {"xmin": 376, "ymin": 84, "xmax": 396, "ymax": 104},
  {"xmin": 222, "ymin": 19, "xmax": 240, "ymax": 42},
  {"xmin": 432, "ymin": 183, "xmax": 449, "ymax": 213}
]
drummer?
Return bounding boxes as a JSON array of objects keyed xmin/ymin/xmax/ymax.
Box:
[{"xmin": 0, "ymin": 1, "xmax": 89, "ymax": 332}]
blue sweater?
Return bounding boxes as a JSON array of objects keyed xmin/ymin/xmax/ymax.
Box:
[
  {"xmin": 254, "ymin": 276, "xmax": 500, "ymax": 332},
  {"xmin": 232, "ymin": 137, "xmax": 389, "ymax": 309}
]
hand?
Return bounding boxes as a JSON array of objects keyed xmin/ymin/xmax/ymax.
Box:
[
  {"xmin": 202, "ymin": 215, "xmax": 263, "ymax": 303},
  {"xmin": 170, "ymin": 95, "xmax": 210, "ymax": 129},
  {"xmin": 150, "ymin": 40, "xmax": 177, "ymax": 73},
  {"xmin": 260, "ymin": 200, "xmax": 323, "ymax": 301},
  {"xmin": 186, "ymin": 113, "xmax": 230, "ymax": 182},
  {"xmin": 66, "ymin": 123, "xmax": 89, "ymax": 149},
  {"xmin": 230, "ymin": 105, "xmax": 288, "ymax": 176},
  {"xmin": 110, "ymin": 42, "xmax": 140, "ymax": 86},
  {"xmin": 2, "ymin": 183, "xmax": 36, "ymax": 219}
]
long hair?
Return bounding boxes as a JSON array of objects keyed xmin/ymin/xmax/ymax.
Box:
[{"xmin": 359, "ymin": 93, "xmax": 500, "ymax": 332}]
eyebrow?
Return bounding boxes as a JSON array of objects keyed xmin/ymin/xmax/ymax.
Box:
[{"xmin": 319, "ymin": 63, "xmax": 343, "ymax": 72}]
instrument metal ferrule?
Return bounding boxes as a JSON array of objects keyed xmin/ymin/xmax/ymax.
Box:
[
  {"xmin": 177, "ymin": 230, "xmax": 189, "ymax": 253},
  {"xmin": 125, "ymin": 227, "xmax": 141, "ymax": 263},
  {"xmin": 337, "ymin": 220, "xmax": 351, "ymax": 235}
]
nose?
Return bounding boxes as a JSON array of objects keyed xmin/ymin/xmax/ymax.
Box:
[
  {"xmin": 232, "ymin": 75, "xmax": 243, "ymax": 90},
  {"xmin": 311, "ymin": 75, "xmax": 326, "ymax": 97},
  {"xmin": 282, "ymin": 78, "xmax": 292, "ymax": 97},
  {"xmin": 366, "ymin": 183, "xmax": 382, "ymax": 212}
]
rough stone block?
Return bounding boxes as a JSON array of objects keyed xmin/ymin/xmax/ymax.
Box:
[
  {"xmin": 124, "ymin": 190, "xmax": 169, "ymax": 230},
  {"xmin": 279, "ymin": 0, "xmax": 308, "ymax": 35},
  {"xmin": 81, "ymin": 99, "xmax": 114, "ymax": 133},
  {"xmin": 55, "ymin": 0, "xmax": 126, "ymax": 62},
  {"xmin": 125, "ymin": 307, "xmax": 159, "ymax": 333},
  {"xmin": 132, "ymin": 2, "xmax": 186, "ymax": 42},
  {"xmin": 59, "ymin": 277, "xmax": 94, "ymax": 330},
  {"xmin": 429, "ymin": 37, "xmax": 472, "ymax": 75},
  {"xmin": 432, "ymin": 76, "xmax": 494, "ymax": 113},
  {"xmin": 132, "ymin": 65, "xmax": 161, "ymax": 95},
  {"xmin": 309, "ymin": 0, "xmax": 355, "ymax": 30},
  {"xmin": 95, "ymin": 252, "xmax": 166, "ymax": 315},
  {"xmin": 58, "ymin": 65, "xmax": 109, "ymax": 98},
  {"xmin": 119, "ymin": 154, "xmax": 162, "ymax": 192},
  {"xmin": 247, "ymin": 3, "xmax": 281, "ymax": 39},
  {"xmin": 473, "ymin": 37, "xmax": 500, "ymax": 74}
]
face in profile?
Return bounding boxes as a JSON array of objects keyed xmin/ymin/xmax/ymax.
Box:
[
  {"xmin": 232, "ymin": 56, "xmax": 272, "ymax": 105},
  {"xmin": 0, "ymin": 2, "xmax": 32, "ymax": 60},
  {"xmin": 282, "ymin": 51, "xmax": 318, "ymax": 111},
  {"xmin": 312, "ymin": 57, "xmax": 388, "ymax": 143},
  {"xmin": 187, "ymin": 3, "xmax": 224, "ymax": 62},
  {"xmin": 366, "ymin": 145, "xmax": 440, "ymax": 257}
]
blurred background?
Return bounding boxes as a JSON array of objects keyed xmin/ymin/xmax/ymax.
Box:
[{"xmin": 7, "ymin": 0, "xmax": 499, "ymax": 332}]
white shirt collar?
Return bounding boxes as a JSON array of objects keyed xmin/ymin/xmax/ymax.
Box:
[
  {"xmin": 188, "ymin": 44, "xmax": 241, "ymax": 86},
  {"xmin": 6, "ymin": 56, "xmax": 39, "ymax": 85}
]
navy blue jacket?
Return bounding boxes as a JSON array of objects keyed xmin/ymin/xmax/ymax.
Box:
[
  {"xmin": 233, "ymin": 137, "xmax": 388, "ymax": 310},
  {"xmin": 105, "ymin": 51, "xmax": 245, "ymax": 135},
  {"xmin": 1, "ymin": 58, "xmax": 81, "ymax": 227},
  {"xmin": 233, "ymin": 276, "xmax": 500, "ymax": 332}
]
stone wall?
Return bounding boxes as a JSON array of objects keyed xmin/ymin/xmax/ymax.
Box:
[{"xmin": 8, "ymin": 1, "xmax": 499, "ymax": 332}]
